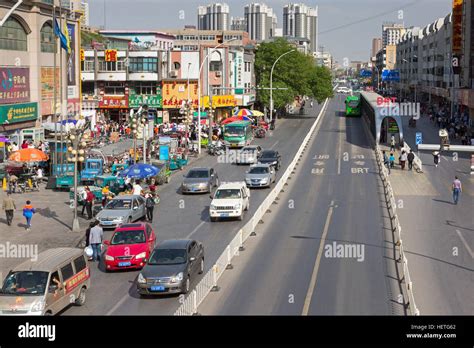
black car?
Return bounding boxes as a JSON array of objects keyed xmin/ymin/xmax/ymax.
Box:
[
  {"xmin": 257, "ymin": 150, "xmax": 281, "ymax": 171},
  {"xmin": 137, "ymin": 239, "xmax": 204, "ymax": 296}
]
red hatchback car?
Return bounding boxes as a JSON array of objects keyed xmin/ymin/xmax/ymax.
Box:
[{"xmin": 103, "ymin": 223, "xmax": 156, "ymax": 271}]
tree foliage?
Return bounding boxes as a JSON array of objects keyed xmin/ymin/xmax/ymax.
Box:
[{"xmin": 255, "ymin": 38, "xmax": 333, "ymax": 108}]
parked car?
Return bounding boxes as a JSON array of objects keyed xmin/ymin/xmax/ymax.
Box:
[
  {"xmin": 103, "ymin": 223, "xmax": 156, "ymax": 271},
  {"xmin": 257, "ymin": 150, "xmax": 282, "ymax": 171},
  {"xmin": 336, "ymin": 86, "xmax": 352, "ymax": 94},
  {"xmin": 209, "ymin": 182, "xmax": 250, "ymax": 222},
  {"xmin": 235, "ymin": 145, "xmax": 262, "ymax": 165},
  {"xmin": 181, "ymin": 167, "xmax": 219, "ymax": 194},
  {"xmin": 96, "ymin": 195, "xmax": 146, "ymax": 228},
  {"xmin": 136, "ymin": 239, "xmax": 204, "ymax": 296},
  {"xmin": 245, "ymin": 164, "xmax": 276, "ymax": 188}
]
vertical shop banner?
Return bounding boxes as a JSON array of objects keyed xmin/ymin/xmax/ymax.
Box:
[
  {"xmin": 67, "ymin": 23, "xmax": 76, "ymax": 86},
  {"xmin": 0, "ymin": 67, "xmax": 30, "ymax": 104},
  {"xmin": 40, "ymin": 67, "xmax": 60, "ymax": 115},
  {"xmin": 452, "ymin": 0, "xmax": 463, "ymax": 54}
]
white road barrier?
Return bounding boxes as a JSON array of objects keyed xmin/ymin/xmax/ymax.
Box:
[
  {"xmin": 175, "ymin": 98, "xmax": 330, "ymax": 315},
  {"xmin": 374, "ymin": 145, "xmax": 420, "ymax": 316}
]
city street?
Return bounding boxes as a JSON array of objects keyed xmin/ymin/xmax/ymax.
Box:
[
  {"xmin": 199, "ymin": 94, "xmax": 404, "ymax": 315},
  {"xmin": 63, "ymin": 103, "xmax": 324, "ymax": 315}
]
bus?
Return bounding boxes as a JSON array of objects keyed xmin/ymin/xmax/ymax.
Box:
[
  {"xmin": 345, "ymin": 95, "xmax": 361, "ymax": 116},
  {"xmin": 223, "ymin": 120, "xmax": 254, "ymax": 148}
]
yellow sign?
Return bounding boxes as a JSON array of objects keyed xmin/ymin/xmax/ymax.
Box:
[
  {"xmin": 80, "ymin": 49, "xmax": 85, "ymax": 61},
  {"xmin": 105, "ymin": 49, "xmax": 117, "ymax": 62},
  {"xmin": 201, "ymin": 95, "xmax": 237, "ymax": 108},
  {"xmin": 162, "ymin": 81, "xmax": 199, "ymax": 109}
]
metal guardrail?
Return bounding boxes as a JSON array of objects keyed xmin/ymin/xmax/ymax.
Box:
[
  {"xmin": 374, "ymin": 144, "xmax": 420, "ymax": 316},
  {"xmin": 174, "ymin": 99, "xmax": 330, "ymax": 315}
]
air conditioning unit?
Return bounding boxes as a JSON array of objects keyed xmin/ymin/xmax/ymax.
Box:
[
  {"xmin": 215, "ymin": 71, "xmax": 222, "ymax": 77},
  {"xmin": 169, "ymin": 70, "xmax": 178, "ymax": 78}
]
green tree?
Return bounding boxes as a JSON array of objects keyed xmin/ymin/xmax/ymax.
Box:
[{"xmin": 255, "ymin": 38, "xmax": 333, "ymax": 109}]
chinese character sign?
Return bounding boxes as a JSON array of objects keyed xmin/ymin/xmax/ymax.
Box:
[
  {"xmin": 0, "ymin": 68, "xmax": 30, "ymax": 104},
  {"xmin": 105, "ymin": 49, "xmax": 118, "ymax": 62}
]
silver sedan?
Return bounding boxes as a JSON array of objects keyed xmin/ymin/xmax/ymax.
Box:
[{"xmin": 245, "ymin": 164, "xmax": 276, "ymax": 188}]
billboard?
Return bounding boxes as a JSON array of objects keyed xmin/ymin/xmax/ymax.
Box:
[
  {"xmin": 0, "ymin": 102, "xmax": 38, "ymax": 124},
  {"xmin": 452, "ymin": 0, "xmax": 463, "ymax": 54},
  {"xmin": 381, "ymin": 69, "xmax": 400, "ymax": 82},
  {"xmin": 0, "ymin": 67, "xmax": 30, "ymax": 104},
  {"xmin": 162, "ymin": 81, "xmax": 199, "ymax": 109},
  {"xmin": 67, "ymin": 23, "xmax": 76, "ymax": 86}
]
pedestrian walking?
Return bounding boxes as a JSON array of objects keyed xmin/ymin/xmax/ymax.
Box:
[
  {"xmin": 389, "ymin": 153, "xmax": 395, "ymax": 168},
  {"xmin": 390, "ymin": 135, "xmax": 396, "ymax": 152},
  {"xmin": 89, "ymin": 221, "xmax": 103, "ymax": 262},
  {"xmin": 382, "ymin": 150, "xmax": 391, "ymax": 174},
  {"xmin": 132, "ymin": 181, "xmax": 143, "ymax": 196},
  {"xmin": 22, "ymin": 200, "xmax": 36, "ymax": 231},
  {"xmin": 407, "ymin": 150, "xmax": 415, "ymax": 170},
  {"xmin": 145, "ymin": 193, "xmax": 155, "ymax": 222},
  {"xmin": 2, "ymin": 192, "xmax": 16, "ymax": 226},
  {"xmin": 452, "ymin": 176, "xmax": 462, "ymax": 205},
  {"xmin": 433, "ymin": 151, "xmax": 440, "ymax": 168},
  {"xmin": 80, "ymin": 188, "xmax": 88, "ymax": 216},
  {"xmin": 400, "ymin": 150, "xmax": 407, "ymax": 170},
  {"xmin": 85, "ymin": 188, "xmax": 95, "ymax": 220}
]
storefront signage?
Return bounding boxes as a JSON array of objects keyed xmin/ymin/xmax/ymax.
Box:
[
  {"xmin": 162, "ymin": 81, "xmax": 199, "ymax": 109},
  {"xmin": 129, "ymin": 93, "xmax": 162, "ymax": 108},
  {"xmin": 452, "ymin": 0, "xmax": 463, "ymax": 54},
  {"xmin": 99, "ymin": 95, "xmax": 128, "ymax": 108},
  {"xmin": 0, "ymin": 102, "xmax": 38, "ymax": 124},
  {"xmin": 0, "ymin": 67, "xmax": 30, "ymax": 104},
  {"xmin": 105, "ymin": 49, "xmax": 118, "ymax": 62},
  {"xmin": 201, "ymin": 95, "xmax": 237, "ymax": 108}
]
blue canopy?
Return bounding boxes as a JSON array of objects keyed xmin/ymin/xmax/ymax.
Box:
[{"xmin": 118, "ymin": 163, "xmax": 159, "ymax": 179}]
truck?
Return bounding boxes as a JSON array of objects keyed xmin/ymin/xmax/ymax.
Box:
[{"xmin": 80, "ymin": 158, "xmax": 104, "ymax": 184}]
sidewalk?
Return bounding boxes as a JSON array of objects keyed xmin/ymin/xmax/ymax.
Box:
[{"xmin": 382, "ymin": 114, "xmax": 473, "ymax": 314}]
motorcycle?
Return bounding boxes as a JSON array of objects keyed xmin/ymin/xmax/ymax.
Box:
[
  {"xmin": 255, "ymin": 127, "xmax": 266, "ymax": 138},
  {"xmin": 208, "ymin": 142, "xmax": 225, "ymax": 156}
]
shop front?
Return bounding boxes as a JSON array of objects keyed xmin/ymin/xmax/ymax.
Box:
[
  {"xmin": 129, "ymin": 92, "xmax": 163, "ymax": 124},
  {"xmin": 162, "ymin": 80, "xmax": 199, "ymax": 124},
  {"xmin": 201, "ymin": 95, "xmax": 238, "ymax": 123},
  {"xmin": 98, "ymin": 95, "xmax": 129, "ymax": 123}
]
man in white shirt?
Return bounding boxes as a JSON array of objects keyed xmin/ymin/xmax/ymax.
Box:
[
  {"xmin": 132, "ymin": 181, "xmax": 143, "ymax": 196},
  {"xmin": 11, "ymin": 142, "xmax": 19, "ymax": 152}
]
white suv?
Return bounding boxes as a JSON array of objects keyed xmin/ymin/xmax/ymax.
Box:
[{"xmin": 209, "ymin": 182, "xmax": 250, "ymax": 222}]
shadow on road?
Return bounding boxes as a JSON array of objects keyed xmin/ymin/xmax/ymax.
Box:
[{"xmin": 36, "ymin": 207, "xmax": 72, "ymax": 230}]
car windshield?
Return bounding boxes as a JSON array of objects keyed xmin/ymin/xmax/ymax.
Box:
[
  {"xmin": 0, "ymin": 271, "xmax": 48, "ymax": 296},
  {"xmin": 348, "ymin": 100, "xmax": 359, "ymax": 107},
  {"xmin": 249, "ymin": 167, "xmax": 269, "ymax": 174},
  {"xmin": 88, "ymin": 162, "xmax": 101, "ymax": 169},
  {"xmin": 111, "ymin": 230, "xmax": 146, "ymax": 245},
  {"xmin": 186, "ymin": 170, "xmax": 209, "ymax": 178},
  {"xmin": 96, "ymin": 178, "xmax": 104, "ymax": 187},
  {"xmin": 106, "ymin": 199, "xmax": 132, "ymax": 210},
  {"xmin": 224, "ymin": 127, "xmax": 245, "ymax": 137},
  {"xmin": 148, "ymin": 248, "xmax": 187, "ymax": 265},
  {"xmin": 214, "ymin": 189, "xmax": 241, "ymax": 199},
  {"xmin": 261, "ymin": 151, "xmax": 276, "ymax": 159}
]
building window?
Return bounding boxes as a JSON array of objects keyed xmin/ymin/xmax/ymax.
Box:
[
  {"xmin": 98, "ymin": 57, "xmax": 126, "ymax": 71},
  {"xmin": 173, "ymin": 61, "xmax": 181, "ymax": 70},
  {"xmin": 40, "ymin": 22, "xmax": 55, "ymax": 53},
  {"xmin": 210, "ymin": 61, "xmax": 222, "ymax": 72},
  {"xmin": 104, "ymin": 82, "xmax": 125, "ymax": 94},
  {"xmin": 129, "ymin": 57, "xmax": 158, "ymax": 73},
  {"xmin": 0, "ymin": 17, "xmax": 27, "ymax": 51},
  {"xmin": 81, "ymin": 57, "xmax": 95, "ymax": 72},
  {"xmin": 132, "ymin": 82, "xmax": 156, "ymax": 95}
]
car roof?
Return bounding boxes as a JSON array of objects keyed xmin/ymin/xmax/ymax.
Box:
[
  {"xmin": 261, "ymin": 149, "xmax": 277, "ymax": 154},
  {"xmin": 12, "ymin": 248, "xmax": 84, "ymax": 273},
  {"xmin": 216, "ymin": 182, "xmax": 246, "ymax": 189},
  {"xmin": 250, "ymin": 163, "xmax": 271, "ymax": 168},
  {"xmin": 115, "ymin": 223, "xmax": 147, "ymax": 230},
  {"xmin": 112, "ymin": 195, "xmax": 142, "ymax": 200},
  {"xmin": 155, "ymin": 239, "xmax": 193, "ymax": 249}
]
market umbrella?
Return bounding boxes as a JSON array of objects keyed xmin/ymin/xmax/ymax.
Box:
[
  {"xmin": 8, "ymin": 148, "xmax": 49, "ymax": 162},
  {"xmin": 251, "ymin": 110, "xmax": 264, "ymax": 117},
  {"xmin": 234, "ymin": 109, "xmax": 254, "ymax": 117},
  {"xmin": 118, "ymin": 163, "xmax": 159, "ymax": 179},
  {"xmin": 221, "ymin": 117, "xmax": 242, "ymax": 125},
  {"xmin": 0, "ymin": 136, "xmax": 10, "ymax": 143}
]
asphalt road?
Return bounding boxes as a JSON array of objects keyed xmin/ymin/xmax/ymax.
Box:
[
  {"xmin": 64, "ymin": 102, "xmax": 325, "ymax": 315},
  {"xmin": 198, "ymin": 94, "xmax": 403, "ymax": 315}
]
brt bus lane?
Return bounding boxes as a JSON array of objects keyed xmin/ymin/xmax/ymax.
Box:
[{"xmin": 65, "ymin": 104, "xmax": 324, "ymax": 315}]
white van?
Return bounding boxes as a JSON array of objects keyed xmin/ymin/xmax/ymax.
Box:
[
  {"xmin": 0, "ymin": 248, "xmax": 90, "ymax": 315},
  {"xmin": 209, "ymin": 182, "xmax": 250, "ymax": 222}
]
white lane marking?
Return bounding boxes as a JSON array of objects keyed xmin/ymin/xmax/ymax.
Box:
[
  {"xmin": 302, "ymin": 200, "xmax": 335, "ymax": 315},
  {"xmin": 107, "ymin": 293, "xmax": 130, "ymax": 315},
  {"xmin": 337, "ymin": 129, "xmax": 342, "ymax": 175},
  {"xmin": 270, "ymin": 140, "xmax": 280, "ymax": 150},
  {"xmin": 186, "ymin": 221, "xmax": 206, "ymax": 239},
  {"xmin": 456, "ymin": 229, "xmax": 474, "ymax": 258}
]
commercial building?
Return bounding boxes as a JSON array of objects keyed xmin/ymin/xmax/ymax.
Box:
[
  {"xmin": 80, "ymin": 1, "xmax": 89, "ymax": 27},
  {"xmin": 371, "ymin": 37, "xmax": 382, "ymax": 59},
  {"xmin": 244, "ymin": 3, "xmax": 277, "ymax": 42},
  {"xmin": 282, "ymin": 3, "xmax": 318, "ymax": 53},
  {"xmin": 197, "ymin": 3, "xmax": 230, "ymax": 31},
  {"xmin": 313, "ymin": 51, "xmax": 333, "ymax": 70},
  {"xmin": 382, "ymin": 22, "xmax": 405, "ymax": 47},
  {"xmin": 230, "ymin": 17, "xmax": 246, "ymax": 31},
  {"xmin": 0, "ymin": 0, "xmax": 81, "ymax": 144}
]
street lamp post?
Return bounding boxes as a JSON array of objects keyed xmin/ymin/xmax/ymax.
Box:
[
  {"xmin": 373, "ymin": 65, "xmax": 380, "ymax": 92},
  {"xmin": 186, "ymin": 63, "xmax": 192, "ymax": 152},
  {"xmin": 269, "ymin": 49, "xmax": 295, "ymax": 123},
  {"xmin": 67, "ymin": 124, "xmax": 89, "ymax": 232},
  {"xmin": 129, "ymin": 106, "xmax": 148, "ymax": 164},
  {"xmin": 197, "ymin": 38, "xmax": 237, "ymax": 154}
]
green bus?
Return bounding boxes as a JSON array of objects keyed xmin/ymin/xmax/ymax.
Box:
[
  {"xmin": 345, "ymin": 95, "xmax": 361, "ymax": 116},
  {"xmin": 223, "ymin": 120, "xmax": 254, "ymax": 148}
]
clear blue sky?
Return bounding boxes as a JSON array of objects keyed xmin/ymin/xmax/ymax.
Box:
[{"xmin": 88, "ymin": 0, "xmax": 452, "ymax": 62}]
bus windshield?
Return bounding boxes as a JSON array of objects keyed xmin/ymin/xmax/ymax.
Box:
[{"xmin": 224, "ymin": 127, "xmax": 245, "ymax": 137}]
